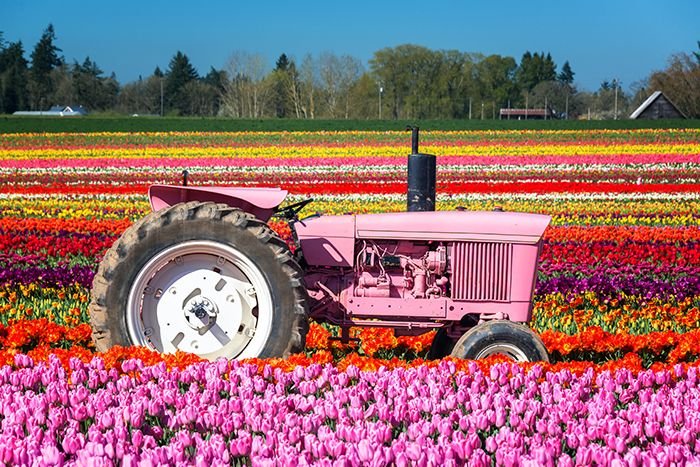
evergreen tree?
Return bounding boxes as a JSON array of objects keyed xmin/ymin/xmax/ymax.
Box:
[
  {"xmin": 164, "ymin": 51, "xmax": 198, "ymax": 115},
  {"xmin": 516, "ymin": 51, "xmax": 557, "ymax": 92},
  {"xmin": 0, "ymin": 40, "xmax": 29, "ymax": 113},
  {"xmin": 203, "ymin": 66, "xmax": 227, "ymax": 115},
  {"xmin": 276, "ymin": 54, "xmax": 290, "ymax": 72},
  {"xmin": 558, "ymin": 61, "xmax": 575, "ymax": 85},
  {"xmin": 28, "ymin": 24, "xmax": 62, "ymax": 109},
  {"xmin": 71, "ymin": 57, "xmax": 118, "ymax": 111},
  {"xmin": 272, "ymin": 53, "xmax": 292, "ymax": 117},
  {"xmin": 544, "ymin": 53, "xmax": 556, "ymax": 80}
]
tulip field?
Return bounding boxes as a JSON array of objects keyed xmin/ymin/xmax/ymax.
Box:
[{"xmin": 0, "ymin": 127, "xmax": 699, "ymax": 464}]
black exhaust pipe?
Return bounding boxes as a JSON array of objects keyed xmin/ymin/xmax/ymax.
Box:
[{"xmin": 407, "ymin": 126, "xmax": 436, "ymax": 212}]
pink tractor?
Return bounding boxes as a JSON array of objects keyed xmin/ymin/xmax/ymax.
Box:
[{"xmin": 89, "ymin": 128, "xmax": 551, "ymax": 362}]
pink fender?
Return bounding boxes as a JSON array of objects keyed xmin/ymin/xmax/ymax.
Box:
[{"xmin": 148, "ymin": 184, "xmax": 288, "ymax": 222}]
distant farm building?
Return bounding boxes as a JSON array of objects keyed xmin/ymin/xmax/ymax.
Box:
[
  {"xmin": 499, "ymin": 108, "xmax": 556, "ymax": 120},
  {"xmin": 13, "ymin": 105, "xmax": 88, "ymax": 117},
  {"xmin": 630, "ymin": 91, "xmax": 686, "ymax": 119}
]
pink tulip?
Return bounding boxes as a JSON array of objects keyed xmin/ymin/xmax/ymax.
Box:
[
  {"xmin": 38, "ymin": 445, "xmax": 63, "ymax": 466},
  {"xmin": 395, "ymin": 451, "xmax": 409, "ymax": 467}
]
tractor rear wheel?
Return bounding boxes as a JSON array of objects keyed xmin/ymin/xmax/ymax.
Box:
[
  {"xmin": 450, "ymin": 320, "xmax": 549, "ymax": 363},
  {"xmin": 89, "ymin": 202, "xmax": 308, "ymax": 361}
]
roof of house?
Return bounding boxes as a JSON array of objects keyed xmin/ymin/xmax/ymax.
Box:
[
  {"xmin": 630, "ymin": 91, "xmax": 686, "ymax": 119},
  {"xmin": 13, "ymin": 105, "xmax": 88, "ymax": 117},
  {"xmin": 499, "ymin": 108, "xmax": 552, "ymax": 116},
  {"xmin": 48, "ymin": 105, "xmax": 88, "ymax": 114}
]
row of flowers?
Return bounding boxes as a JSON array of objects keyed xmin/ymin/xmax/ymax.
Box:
[
  {"xmin": 5, "ymin": 241, "xmax": 698, "ymax": 275},
  {"xmin": 531, "ymin": 293, "xmax": 700, "ymax": 335},
  {"xmin": 3, "ymin": 128, "xmax": 700, "ymax": 146},
  {"xmin": 3, "ymin": 319, "xmax": 700, "ymax": 372},
  {"xmin": 1, "ymin": 285, "xmax": 698, "ymax": 335},
  {"xmin": 3, "ymin": 153, "xmax": 698, "ymax": 170},
  {"xmin": 3, "ymin": 183, "xmax": 699, "ymax": 197},
  {"xmin": 3, "ymin": 352, "xmax": 700, "ymax": 464},
  {"xmin": 2, "ymin": 192, "xmax": 698, "ymax": 222},
  {"xmin": 1, "ymin": 256, "xmax": 696, "ymax": 300},
  {"xmin": 3, "ymin": 141, "xmax": 700, "ymax": 158},
  {"xmin": 3, "ymin": 208, "xmax": 698, "ymax": 235},
  {"xmin": 2, "ymin": 165, "xmax": 698, "ymax": 190},
  {"xmin": 0, "ymin": 222, "xmax": 700, "ymax": 258}
]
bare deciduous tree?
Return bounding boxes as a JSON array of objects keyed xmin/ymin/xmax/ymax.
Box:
[
  {"xmin": 318, "ymin": 52, "xmax": 363, "ymax": 118},
  {"xmin": 221, "ymin": 51, "xmax": 270, "ymax": 118},
  {"xmin": 319, "ymin": 52, "xmax": 342, "ymax": 118},
  {"xmin": 649, "ymin": 52, "xmax": 700, "ymax": 118},
  {"xmin": 299, "ymin": 54, "xmax": 316, "ymax": 119},
  {"xmin": 339, "ymin": 55, "xmax": 363, "ymax": 118}
]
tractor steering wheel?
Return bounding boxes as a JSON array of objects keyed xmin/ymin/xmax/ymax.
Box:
[{"xmin": 275, "ymin": 198, "xmax": 314, "ymax": 221}]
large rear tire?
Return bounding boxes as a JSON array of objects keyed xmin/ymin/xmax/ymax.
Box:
[
  {"xmin": 450, "ymin": 320, "xmax": 549, "ymax": 363},
  {"xmin": 89, "ymin": 202, "xmax": 308, "ymax": 361}
]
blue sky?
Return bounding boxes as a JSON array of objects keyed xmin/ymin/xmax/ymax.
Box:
[{"xmin": 2, "ymin": 0, "xmax": 698, "ymax": 92}]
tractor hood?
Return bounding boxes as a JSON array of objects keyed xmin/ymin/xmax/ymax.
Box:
[{"xmin": 355, "ymin": 210, "xmax": 551, "ymax": 244}]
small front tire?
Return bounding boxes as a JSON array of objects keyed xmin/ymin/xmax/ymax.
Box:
[{"xmin": 450, "ymin": 320, "xmax": 549, "ymax": 363}]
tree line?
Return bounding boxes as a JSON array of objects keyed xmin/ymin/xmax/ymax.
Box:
[{"xmin": 1, "ymin": 25, "xmax": 699, "ymax": 119}]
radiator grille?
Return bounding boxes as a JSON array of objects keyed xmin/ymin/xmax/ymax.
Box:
[{"xmin": 452, "ymin": 242, "xmax": 512, "ymax": 301}]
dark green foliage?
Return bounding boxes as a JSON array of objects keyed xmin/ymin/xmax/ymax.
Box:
[
  {"xmin": 275, "ymin": 54, "xmax": 290, "ymax": 72},
  {"xmin": 164, "ymin": 51, "xmax": 199, "ymax": 115},
  {"xmin": 272, "ymin": 53, "xmax": 300, "ymax": 118},
  {"xmin": 558, "ymin": 61, "xmax": 575, "ymax": 86},
  {"xmin": 28, "ymin": 24, "xmax": 62, "ymax": 110},
  {"xmin": 203, "ymin": 67, "xmax": 227, "ymax": 116},
  {"xmin": 0, "ymin": 40, "xmax": 29, "ymax": 113},
  {"xmin": 517, "ymin": 51, "xmax": 557, "ymax": 93},
  {"xmin": 371, "ymin": 44, "xmax": 486, "ymax": 120},
  {"xmin": 118, "ymin": 75, "xmax": 162, "ymax": 116},
  {"xmin": 477, "ymin": 55, "xmax": 520, "ymax": 110},
  {"xmin": 71, "ymin": 57, "xmax": 119, "ymax": 111}
]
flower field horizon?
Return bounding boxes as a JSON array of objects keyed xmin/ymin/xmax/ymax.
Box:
[{"xmin": 0, "ymin": 128, "xmax": 699, "ymax": 464}]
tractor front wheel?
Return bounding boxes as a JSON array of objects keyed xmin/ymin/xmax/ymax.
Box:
[
  {"xmin": 450, "ymin": 320, "xmax": 549, "ymax": 363},
  {"xmin": 89, "ymin": 202, "xmax": 308, "ymax": 361},
  {"xmin": 427, "ymin": 328, "xmax": 457, "ymax": 359}
]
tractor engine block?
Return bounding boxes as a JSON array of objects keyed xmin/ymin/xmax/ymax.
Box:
[{"xmin": 354, "ymin": 241, "xmax": 448, "ymax": 299}]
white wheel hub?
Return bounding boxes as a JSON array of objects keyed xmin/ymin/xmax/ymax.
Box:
[
  {"xmin": 475, "ymin": 343, "xmax": 529, "ymax": 362},
  {"xmin": 183, "ymin": 295, "xmax": 219, "ymax": 331},
  {"xmin": 127, "ymin": 240, "xmax": 274, "ymax": 360}
]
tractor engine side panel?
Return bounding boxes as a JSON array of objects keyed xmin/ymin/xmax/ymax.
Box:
[
  {"xmin": 342, "ymin": 239, "xmax": 542, "ymax": 323},
  {"xmin": 295, "ymin": 215, "xmax": 356, "ymax": 267}
]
